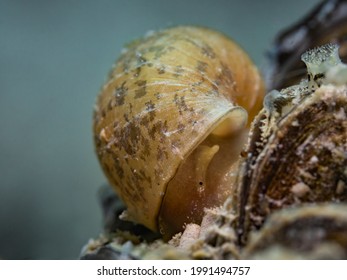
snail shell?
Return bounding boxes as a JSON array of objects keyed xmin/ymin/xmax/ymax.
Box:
[
  {"xmin": 235, "ymin": 44, "xmax": 347, "ymax": 244},
  {"xmin": 93, "ymin": 26, "xmax": 264, "ymax": 237}
]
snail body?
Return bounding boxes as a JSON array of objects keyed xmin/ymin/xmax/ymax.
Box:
[{"xmin": 93, "ymin": 26, "xmax": 265, "ymax": 237}]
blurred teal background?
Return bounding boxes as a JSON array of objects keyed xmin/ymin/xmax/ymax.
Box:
[{"xmin": 0, "ymin": 0, "xmax": 320, "ymax": 259}]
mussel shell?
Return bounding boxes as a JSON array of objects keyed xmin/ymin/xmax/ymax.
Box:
[
  {"xmin": 236, "ymin": 84, "xmax": 347, "ymax": 244},
  {"xmin": 243, "ymin": 203, "xmax": 347, "ymax": 259}
]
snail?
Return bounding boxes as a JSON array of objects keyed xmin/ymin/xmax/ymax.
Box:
[
  {"xmin": 93, "ymin": 26, "xmax": 265, "ymax": 238},
  {"xmin": 83, "ymin": 1, "xmax": 347, "ymax": 260}
]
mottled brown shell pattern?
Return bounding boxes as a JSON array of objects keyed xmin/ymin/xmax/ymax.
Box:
[{"xmin": 93, "ymin": 26, "xmax": 264, "ymax": 232}]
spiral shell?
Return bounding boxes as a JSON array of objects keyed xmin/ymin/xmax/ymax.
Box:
[{"xmin": 93, "ymin": 26, "xmax": 264, "ymax": 237}]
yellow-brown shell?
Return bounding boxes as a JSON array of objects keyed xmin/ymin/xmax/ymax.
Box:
[{"xmin": 93, "ymin": 26, "xmax": 264, "ymax": 234}]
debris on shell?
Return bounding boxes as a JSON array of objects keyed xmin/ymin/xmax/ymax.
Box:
[
  {"xmin": 290, "ymin": 182, "xmax": 311, "ymax": 198},
  {"xmin": 177, "ymin": 223, "xmax": 201, "ymax": 249}
]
